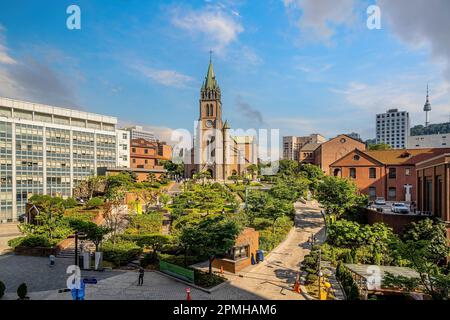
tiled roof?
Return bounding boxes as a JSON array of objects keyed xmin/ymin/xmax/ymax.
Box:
[
  {"xmin": 300, "ymin": 142, "xmax": 322, "ymax": 152},
  {"xmin": 364, "ymin": 148, "xmax": 450, "ymax": 165}
]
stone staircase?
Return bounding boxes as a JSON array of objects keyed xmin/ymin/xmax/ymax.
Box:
[{"xmin": 57, "ymin": 238, "xmax": 96, "ymax": 259}]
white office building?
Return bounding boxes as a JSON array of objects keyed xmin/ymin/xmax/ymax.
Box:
[
  {"xmin": 0, "ymin": 97, "xmax": 123, "ymax": 221},
  {"xmin": 376, "ymin": 109, "xmax": 410, "ymax": 149},
  {"xmin": 125, "ymin": 125, "xmax": 156, "ymax": 142},
  {"xmin": 407, "ymin": 133, "xmax": 449, "ymax": 149},
  {"xmin": 116, "ymin": 129, "xmax": 130, "ymax": 168}
]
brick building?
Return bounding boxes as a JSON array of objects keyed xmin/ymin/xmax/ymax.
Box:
[
  {"xmin": 212, "ymin": 227, "xmax": 259, "ymax": 273},
  {"xmin": 416, "ymin": 153, "xmax": 450, "ymax": 238},
  {"xmin": 312, "ymin": 134, "xmax": 366, "ymax": 174},
  {"xmin": 330, "ymin": 148, "xmax": 450, "ymax": 202},
  {"xmin": 130, "ymin": 138, "xmax": 172, "ymax": 170}
]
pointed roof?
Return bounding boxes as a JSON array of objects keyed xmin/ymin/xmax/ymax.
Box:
[
  {"xmin": 223, "ymin": 120, "xmax": 230, "ymax": 129},
  {"xmin": 204, "ymin": 59, "xmax": 219, "ymax": 91}
]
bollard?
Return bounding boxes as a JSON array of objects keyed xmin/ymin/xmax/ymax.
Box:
[
  {"xmin": 220, "ymin": 266, "xmax": 224, "ymax": 274},
  {"xmin": 49, "ymin": 255, "xmax": 55, "ymax": 267},
  {"xmin": 293, "ymin": 273, "xmax": 301, "ymax": 293},
  {"xmin": 186, "ymin": 287, "xmax": 192, "ymax": 301}
]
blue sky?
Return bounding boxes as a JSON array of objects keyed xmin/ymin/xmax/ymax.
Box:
[{"xmin": 0, "ymin": 0, "xmax": 449, "ymax": 142}]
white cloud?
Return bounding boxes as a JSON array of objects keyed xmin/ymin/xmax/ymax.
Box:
[
  {"xmin": 0, "ymin": 25, "xmax": 16, "ymax": 65},
  {"xmin": 171, "ymin": 5, "xmax": 244, "ymax": 52},
  {"xmin": 134, "ymin": 65, "xmax": 193, "ymax": 88},
  {"xmin": 0, "ymin": 27, "xmax": 78, "ymax": 108},
  {"xmin": 284, "ymin": 0, "xmax": 358, "ymax": 44},
  {"xmin": 332, "ymin": 80, "xmax": 450, "ymax": 126},
  {"xmin": 377, "ymin": 0, "xmax": 450, "ymax": 83}
]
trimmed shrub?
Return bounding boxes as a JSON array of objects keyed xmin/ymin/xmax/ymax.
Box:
[
  {"xmin": 0, "ymin": 280, "xmax": 5, "ymax": 299},
  {"xmin": 8, "ymin": 237, "xmax": 26, "ymax": 249},
  {"xmin": 86, "ymin": 197, "xmax": 104, "ymax": 209},
  {"xmin": 64, "ymin": 197, "xmax": 78, "ymax": 208},
  {"xmin": 102, "ymin": 240, "xmax": 143, "ymax": 266},
  {"xmin": 17, "ymin": 283, "xmax": 28, "ymax": 300},
  {"xmin": 9, "ymin": 235, "xmax": 57, "ymax": 248},
  {"xmin": 125, "ymin": 212, "xmax": 163, "ymax": 235}
]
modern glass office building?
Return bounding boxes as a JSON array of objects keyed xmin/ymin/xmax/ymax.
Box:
[{"xmin": 0, "ymin": 97, "xmax": 126, "ymax": 222}]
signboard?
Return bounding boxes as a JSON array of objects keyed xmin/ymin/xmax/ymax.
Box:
[{"xmin": 159, "ymin": 261, "xmax": 195, "ymax": 283}]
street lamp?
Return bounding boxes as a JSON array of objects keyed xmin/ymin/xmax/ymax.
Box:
[
  {"xmin": 74, "ymin": 231, "xmax": 87, "ymax": 267},
  {"xmin": 317, "ymin": 248, "xmax": 322, "ymax": 300}
]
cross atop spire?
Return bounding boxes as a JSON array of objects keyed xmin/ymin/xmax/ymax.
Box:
[{"xmin": 209, "ymin": 49, "xmax": 213, "ymax": 63}]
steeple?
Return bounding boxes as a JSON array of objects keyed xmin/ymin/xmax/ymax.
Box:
[
  {"xmin": 201, "ymin": 54, "xmax": 221, "ymax": 100},
  {"xmin": 424, "ymin": 84, "xmax": 431, "ymax": 127}
]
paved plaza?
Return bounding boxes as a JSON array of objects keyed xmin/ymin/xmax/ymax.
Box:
[
  {"xmin": 0, "ymin": 201, "xmax": 324, "ymax": 300},
  {"xmin": 0, "ymin": 223, "xmax": 22, "ymax": 255},
  {"xmin": 0, "ymin": 254, "xmax": 261, "ymax": 300}
]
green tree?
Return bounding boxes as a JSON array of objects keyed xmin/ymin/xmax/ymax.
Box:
[
  {"xmin": 180, "ymin": 215, "xmax": 240, "ymax": 274},
  {"xmin": 68, "ymin": 220, "xmax": 109, "ymax": 251},
  {"xmin": 245, "ymin": 190, "xmax": 270, "ymax": 226},
  {"xmin": 264, "ymin": 198, "xmax": 293, "ymax": 232},
  {"xmin": 402, "ymin": 218, "xmax": 449, "ymax": 264},
  {"xmin": 298, "ymin": 163, "xmax": 324, "ymax": 193},
  {"xmin": 136, "ymin": 234, "xmax": 172, "ymax": 261},
  {"xmin": 394, "ymin": 240, "xmax": 450, "ymax": 300},
  {"xmin": 316, "ymin": 176, "xmax": 359, "ymax": 221},
  {"xmin": 277, "ymin": 160, "xmax": 299, "ymax": 176}
]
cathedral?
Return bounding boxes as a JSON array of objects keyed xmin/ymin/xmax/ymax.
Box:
[{"xmin": 184, "ymin": 58, "xmax": 258, "ymax": 180}]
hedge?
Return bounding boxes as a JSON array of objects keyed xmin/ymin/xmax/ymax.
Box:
[
  {"xmin": 8, "ymin": 235, "xmax": 59, "ymax": 248},
  {"xmin": 102, "ymin": 240, "xmax": 143, "ymax": 266}
]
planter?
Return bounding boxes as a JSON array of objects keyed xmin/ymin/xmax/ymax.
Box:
[{"xmin": 14, "ymin": 246, "xmax": 59, "ymax": 257}]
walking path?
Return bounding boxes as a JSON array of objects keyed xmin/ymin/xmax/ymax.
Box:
[{"xmin": 219, "ymin": 200, "xmax": 326, "ymax": 300}]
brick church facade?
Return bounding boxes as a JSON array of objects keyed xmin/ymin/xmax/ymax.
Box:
[{"xmin": 184, "ymin": 59, "xmax": 258, "ymax": 180}]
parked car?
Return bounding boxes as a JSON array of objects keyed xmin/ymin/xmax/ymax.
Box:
[
  {"xmin": 374, "ymin": 197, "xmax": 386, "ymax": 206},
  {"xmin": 391, "ymin": 203, "xmax": 410, "ymax": 214}
]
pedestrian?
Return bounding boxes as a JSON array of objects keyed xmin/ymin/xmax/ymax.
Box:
[{"xmin": 138, "ymin": 267, "xmax": 145, "ymax": 286}]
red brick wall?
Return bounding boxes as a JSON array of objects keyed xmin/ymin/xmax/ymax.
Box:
[
  {"xmin": 317, "ymin": 135, "xmax": 366, "ymax": 174},
  {"xmin": 365, "ymin": 209, "xmax": 425, "ymax": 235}
]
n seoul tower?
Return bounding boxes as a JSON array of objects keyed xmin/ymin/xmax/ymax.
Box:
[{"xmin": 424, "ymin": 84, "xmax": 432, "ymax": 127}]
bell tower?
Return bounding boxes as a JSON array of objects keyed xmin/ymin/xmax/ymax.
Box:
[
  {"xmin": 199, "ymin": 55, "xmax": 222, "ymax": 129},
  {"xmin": 197, "ymin": 55, "xmax": 224, "ymax": 180}
]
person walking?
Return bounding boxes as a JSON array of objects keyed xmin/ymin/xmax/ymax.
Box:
[{"xmin": 138, "ymin": 267, "xmax": 145, "ymax": 286}]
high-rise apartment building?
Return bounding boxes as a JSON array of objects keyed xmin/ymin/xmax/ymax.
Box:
[
  {"xmin": 376, "ymin": 109, "xmax": 410, "ymax": 149},
  {"xmin": 283, "ymin": 134, "xmax": 326, "ymax": 161},
  {"xmin": 0, "ymin": 97, "xmax": 123, "ymax": 221}
]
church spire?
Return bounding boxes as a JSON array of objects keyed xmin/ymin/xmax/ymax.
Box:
[{"xmin": 201, "ymin": 54, "xmax": 221, "ymax": 100}]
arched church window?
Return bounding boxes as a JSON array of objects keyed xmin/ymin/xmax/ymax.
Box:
[{"xmin": 209, "ymin": 104, "xmax": 214, "ymax": 117}]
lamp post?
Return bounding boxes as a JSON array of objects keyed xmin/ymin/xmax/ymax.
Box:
[
  {"xmin": 318, "ymin": 248, "xmax": 322, "ymax": 300},
  {"xmin": 74, "ymin": 232, "xmax": 87, "ymax": 267}
]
